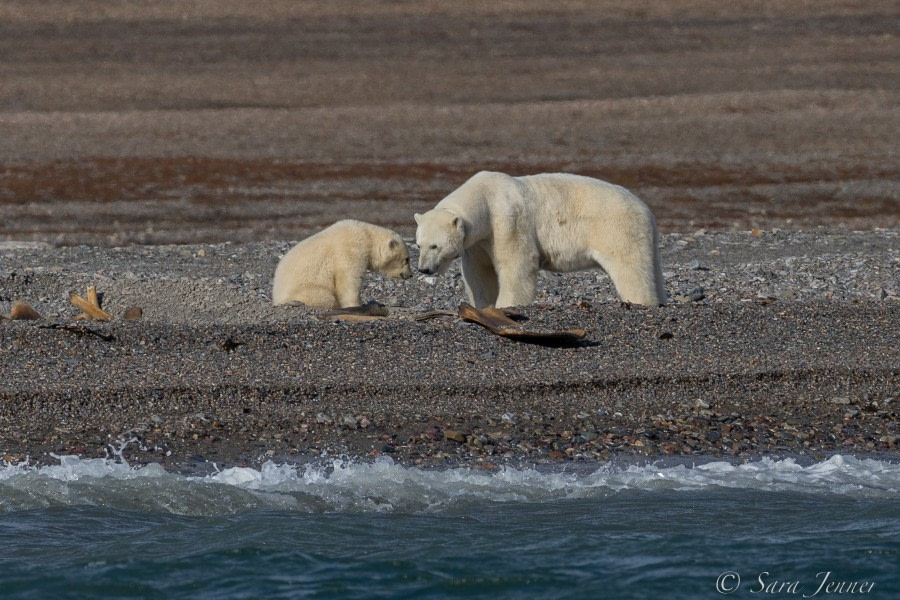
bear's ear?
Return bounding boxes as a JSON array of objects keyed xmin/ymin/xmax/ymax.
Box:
[
  {"xmin": 388, "ymin": 238, "xmax": 398, "ymax": 249},
  {"xmin": 414, "ymin": 213, "xmax": 422, "ymax": 224}
]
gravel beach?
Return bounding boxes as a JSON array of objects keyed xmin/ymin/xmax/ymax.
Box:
[
  {"xmin": 0, "ymin": 1, "xmax": 898, "ymax": 471},
  {"xmin": 1, "ymin": 231, "xmax": 897, "ymax": 472}
]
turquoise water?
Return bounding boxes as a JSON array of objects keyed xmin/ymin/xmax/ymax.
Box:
[{"xmin": 1, "ymin": 456, "xmax": 898, "ymax": 599}]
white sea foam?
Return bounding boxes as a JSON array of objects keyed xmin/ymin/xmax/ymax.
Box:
[{"xmin": 1, "ymin": 455, "xmax": 897, "ymax": 515}]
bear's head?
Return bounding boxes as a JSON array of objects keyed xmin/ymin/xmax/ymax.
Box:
[
  {"xmin": 374, "ymin": 233, "xmax": 413, "ymax": 280},
  {"xmin": 414, "ymin": 209, "xmax": 464, "ymax": 275}
]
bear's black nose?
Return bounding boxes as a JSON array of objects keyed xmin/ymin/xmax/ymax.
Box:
[{"xmin": 419, "ymin": 267, "xmax": 433, "ymax": 275}]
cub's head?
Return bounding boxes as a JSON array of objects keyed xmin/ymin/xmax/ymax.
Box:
[
  {"xmin": 376, "ymin": 232, "xmax": 413, "ymax": 280},
  {"xmin": 414, "ymin": 209, "xmax": 464, "ymax": 275}
]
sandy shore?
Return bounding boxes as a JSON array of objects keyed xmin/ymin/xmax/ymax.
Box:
[{"xmin": 0, "ymin": 1, "xmax": 897, "ymax": 471}]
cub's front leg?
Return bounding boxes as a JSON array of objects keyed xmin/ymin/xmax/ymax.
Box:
[{"xmin": 334, "ymin": 269, "xmax": 364, "ymax": 308}]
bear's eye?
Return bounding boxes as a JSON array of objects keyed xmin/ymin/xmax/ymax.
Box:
[{"xmin": 429, "ymin": 244, "xmax": 438, "ymax": 250}]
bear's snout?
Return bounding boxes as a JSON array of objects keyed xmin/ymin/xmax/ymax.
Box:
[{"xmin": 417, "ymin": 258, "xmax": 439, "ymax": 275}]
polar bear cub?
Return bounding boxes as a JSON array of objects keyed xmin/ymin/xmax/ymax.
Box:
[
  {"xmin": 414, "ymin": 171, "xmax": 666, "ymax": 308},
  {"xmin": 273, "ymin": 219, "xmax": 411, "ymax": 308}
]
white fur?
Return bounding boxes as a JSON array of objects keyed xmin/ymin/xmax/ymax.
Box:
[
  {"xmin": 273, "ymin": 220, "xmax": 411, "ymax": 308},
  {"xmin": 414, "ymin": 172, "xmax": 666, "ymax": 308}
]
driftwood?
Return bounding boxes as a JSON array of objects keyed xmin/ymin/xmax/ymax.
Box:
[
  {"xmin": 317, "ymin": 302, "xmax": 391, "ymax": 322},
  {"xmin": 458, "ymin": 303, "xmax": 587, "ymax": 346},
  {"xmin": 413, "ymin": 310, "xmax": 457, "ymax": 322},
  {"xmin": 69, "ymin": 285, "xmax": 114, "ymax": 321},
  {"xmin": 304, "ymin": 300, "xmax": 589, "ymax": 346},
  {"xmin": 86, "ymin": 285, "xmax": 100, "ymax": 309},
  {"xmin": 70, "ymin": 291, "xmax": 113, "ymax": 321}
]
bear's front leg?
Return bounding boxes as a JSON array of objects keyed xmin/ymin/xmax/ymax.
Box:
[
  {"xmin": 494, "ymin": 255, "xmax": 538, "ymax": 308},
  {"xmin": 335, "ymin": 270, "xmax": 363, "ymax": 308},
  {"xmin": 461, "ymin": 247, "xmax": 499, "ymax": 308}
]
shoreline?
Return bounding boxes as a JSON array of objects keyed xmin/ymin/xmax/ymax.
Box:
[{"xmin": 2, "ymin": 230, "xmax": 897, "ymax": 474}]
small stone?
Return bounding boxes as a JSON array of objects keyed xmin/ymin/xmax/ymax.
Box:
[
  {"xmin": 10, "ymin": 301, "xmax": 41, "ymax": 320},
  {"xmin": 123, "ymin": 306, "xmax": 143, "ymax": 321},
  {"xmin": 501, "ymin": 412, "xmax": 518, "ymax": 424},
  {"xmin": 706, "ymin": 431, "xmax": 721, "ymax": 442},
  {"xmin": 444, "ymin": 430, "xmax": 466, "ymax": 443},
  {"xmin": 829, "ymin": 397, "xmax": 852, "ymax": 405},
  {"xmin": 689, "ymin": 287, "xmax": 706, "ymax": 302},
  {"xmin": 358, "ymin": 417, "xmax": 371, "ymax": 429},
  {"xmin": 197, "ymin": 248, "xmax": 206, "ymax": 257},
  {"xmin": 315, "ymin": 412, "xmax": 333, "ymax": 424},
  {"xmin": 775, "ymin": 288, "xmax": 797, "ymax": 299},
  {"xmin": 695, "ymin": 399, "xmax": 711, "ymax": 409},
  {"xmin": 688, "ymin": 260, "xmax": 701, "ymax": 270}
]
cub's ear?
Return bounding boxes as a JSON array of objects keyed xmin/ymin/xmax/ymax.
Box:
[
  {"xmin": 414, "ymin": 213, "xmax": 422, "ymax": 224},
  {"xmin": 388, "ymin": 238, "xmax": 399, "ymax": 249},
  {"xmin": 451, "ymin": 216, "xmax": 459, "ymax": 227}
]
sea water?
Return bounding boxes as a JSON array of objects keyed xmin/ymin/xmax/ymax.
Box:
[{"xmin": 1, "ymin": 455, "xmax": 897, "ymax": 599}]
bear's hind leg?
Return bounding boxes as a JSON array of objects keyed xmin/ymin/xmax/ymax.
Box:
[
  {"xmin": 590, "ymin": 249, "xmax": 664, "ymax": 306},
  {"xmin": 291, "ymin": 286, "xmax": 341, "ymax": 309},
  {"xmin": 461, "ymin": 248, "xmax": 499, "ymax": 308}
]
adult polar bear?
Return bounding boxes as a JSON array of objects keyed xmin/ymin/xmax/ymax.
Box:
[{"xmin": 415, "ymin": 171, "xmax": 666, "ymax": 308}]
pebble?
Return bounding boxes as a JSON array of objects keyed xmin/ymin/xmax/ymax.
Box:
[{"xmin": 444, "ymin": 430, "xmax": 466, "ymax": 443}]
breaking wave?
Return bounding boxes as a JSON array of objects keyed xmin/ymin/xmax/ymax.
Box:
[{"xmin": 1, "ymin": 454, "xmax": 897, "ymax": 516}]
